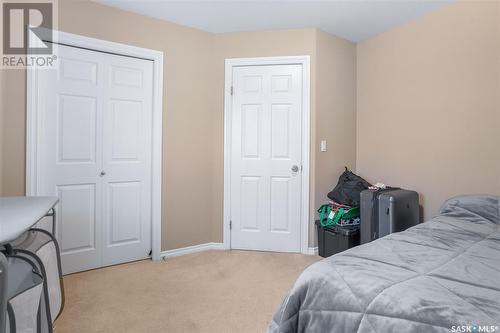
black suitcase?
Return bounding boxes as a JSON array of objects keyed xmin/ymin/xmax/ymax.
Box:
[{"xmin": 360, "ymin": 188, "xmax": 419, "ymax": 244}]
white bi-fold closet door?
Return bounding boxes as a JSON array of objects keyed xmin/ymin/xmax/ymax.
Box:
[{"xmin": 37, "ymin": 44, "xmax": 153, "ymax": 274}]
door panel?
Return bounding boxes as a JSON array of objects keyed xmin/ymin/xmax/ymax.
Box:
[
  {"xmin": 230, "ymin": 64, "xmax": 303, "ymax": 252},
  {"xmin": 271, "ymin": 104, "xmax": 291, "ymax": 159},
  {"xmin": 240, "ymin": 176, "xmax": 261, "ymax": 231},
  {"xmin": 57, "ymin": 94, "xmax": 97, "ymax": 163},
  {"xmin": 241, "ymin": 104, "xmax": 261, "ymax": 158},
  {"xmin": 271, "ymin": 75, "xmax": 292, "ymax": 92},
  {"xmin": 59, "ymin": 58, "xmax": 98, "ymax": 84},
  {"xmin": 56, "ymin": 183, "xmax": 101, "ymax": 273},
  {"xmin": 38, "ymin": 44, "xmax": 153, "ymax": 274},
  {"xmin": 109, "ymin": 99, "xmax": 142, "ymax": 161},
  {"xmin": 111, "ymin": 66, "xmax": 143, "ymax": 88},
  {"xmin": 270, "ymin": 177, "xmax": 290, "ymax": 232},
  {"xmin": 107, "ymin": 181, "xmax": 142, "ymax": 245},
  {"xmin": 57, "ymin": 183, "xmax": 96, "ymax": 254}
]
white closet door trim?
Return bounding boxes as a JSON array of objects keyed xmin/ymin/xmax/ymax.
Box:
[
  {"xmin": 223, "ymin": 56, "xmax": 311, "ymax": 254},
  {"xmin": 26, "ymin": 29, "xmax": 164, "ymax": 260}
]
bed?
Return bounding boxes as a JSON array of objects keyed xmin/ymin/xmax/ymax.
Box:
[{"xmin": 269, "ymin": 195, "xmax": 500, "ymax": 333}]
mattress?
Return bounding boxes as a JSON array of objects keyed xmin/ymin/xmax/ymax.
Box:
[{"xmin": 269, "ymin": 195, "xmax": 500, "ymax": 333}]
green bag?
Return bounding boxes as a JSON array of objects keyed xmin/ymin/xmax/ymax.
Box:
[
  {"xmin": 318, "ymin": 204, "xmax": 360, "ymax": 227},
  {"xmin": 318, "ymin": 204, "xmax": 334, "ymax": 227}
]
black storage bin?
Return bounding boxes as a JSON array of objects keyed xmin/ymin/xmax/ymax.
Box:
[{"xmin": 315, "ymin": 220, "xmax": 360, "ymax": 258}]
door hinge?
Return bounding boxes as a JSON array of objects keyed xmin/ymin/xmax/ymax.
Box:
[
  {"xmin": 230, "ymin": 86, "xmax": 233, "ymax": 96},
  {"xmin": 229, "ymin": 220, "xmax": 232, "ymax": 230}
]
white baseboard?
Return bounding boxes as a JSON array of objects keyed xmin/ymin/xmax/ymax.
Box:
[
  {"xmin": 160, "ymin": 242, "xmax": 318, "ymax": 259},
  {"xmin": 306, "ymin": 247, "xmax": 318, "ymax": 255},
  {"xmin": 160, "ymin": 242, "xmax": 224, "ymax": 259}
]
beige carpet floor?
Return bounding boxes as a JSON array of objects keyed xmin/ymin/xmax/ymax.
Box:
[{"xmin": 55, "ymin": 250, "xmax": 320, "ymax": 333}]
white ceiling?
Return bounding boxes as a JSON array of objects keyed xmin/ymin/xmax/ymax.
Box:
[{"xmin": 96, "ymin": 0, "xmax": 454, "ymax": 42}]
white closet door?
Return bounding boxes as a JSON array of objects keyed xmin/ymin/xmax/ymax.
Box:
[
  {"xmin": 230, "ymin": 64, "xmax": 303, "ymax": 252},
  {"xmin": 38, "ymin": 44, "xmax": 153, "ymax": 274},
  {"xmin": 39, "ymin": 45, "xmax": 104, "ymax": 274},
  {"xmin": 101, "ymin": 53, "xmax": 153, "ymax": 267}
]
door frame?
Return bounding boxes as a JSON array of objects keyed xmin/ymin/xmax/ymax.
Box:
[
  {"xmin": 26, "ymin": 30, "xmax": 164, "ymax": 260},
  {"xmin": 223, "ymin": 56, "xmax": 311, "ymax": 254}
]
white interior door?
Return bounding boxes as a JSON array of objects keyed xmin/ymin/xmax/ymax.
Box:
[
  {"xmin": 230, "ymin": 64, "xmax": 303, "ymax": 252},
  {"xmin": 37, "ymin": 44, "xmax": 153, "ymax": 274}
]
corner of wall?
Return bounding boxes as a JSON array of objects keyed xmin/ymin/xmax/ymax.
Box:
[{"xmin": 311, "ymin": 29, "xmax": 357, "ymax": 246}]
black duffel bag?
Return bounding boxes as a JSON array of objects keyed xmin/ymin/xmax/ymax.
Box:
[{"xmin": 327, "ymin": 167, "xmax": 371, "ymax": 206}]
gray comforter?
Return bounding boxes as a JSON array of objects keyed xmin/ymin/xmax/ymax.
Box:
[{"xmin": 269, "ymin": 195, "xmax": 500, "ymax": 333}]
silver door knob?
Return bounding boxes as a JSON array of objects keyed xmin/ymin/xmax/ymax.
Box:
[
  {"xmin": 291, "ymin": 165, "xmax": 299, "ymax": 172},
  {"xmin": 99, "ymin": 171, "xmax": 106, "ymax": 177}
]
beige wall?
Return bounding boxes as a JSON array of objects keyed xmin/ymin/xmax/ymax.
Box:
[
  {"xmin": 0, "ymin": 0, "xmax": 357, "ymax": 250},
  {"xmin": 1, "ymin": 70, "xmax": 25, "ymax": 197},
  {"xmin": 356, "ymin": 0, "xmax": 500, "ymax": 220}
]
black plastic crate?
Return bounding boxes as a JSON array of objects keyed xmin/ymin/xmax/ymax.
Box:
[{"xmin": 315, "ymin": 220, "xmax": 360, "ymax": 258}]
